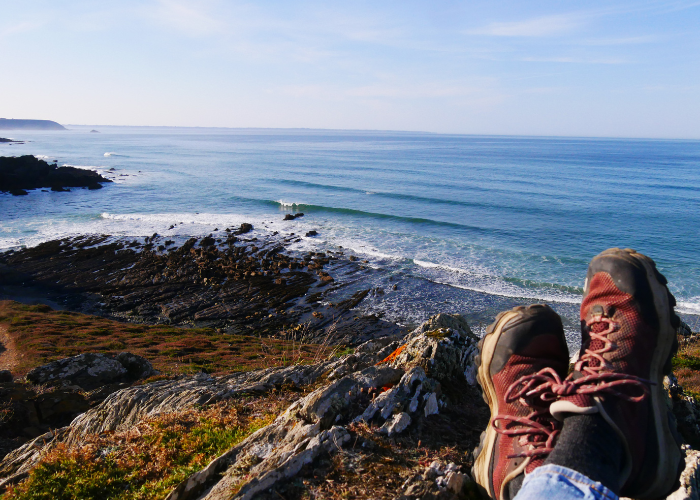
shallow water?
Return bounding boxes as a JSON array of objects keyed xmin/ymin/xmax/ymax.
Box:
[{"xmin": 2, "ymin": 126, "xmax": 699, "ymax": 345}]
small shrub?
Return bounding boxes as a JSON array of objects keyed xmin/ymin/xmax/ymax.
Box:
[{"xmin": 3, "ymin": 402, "xmax": 277, "ymax": 500}]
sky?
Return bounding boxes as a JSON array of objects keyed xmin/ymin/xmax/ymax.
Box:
[{"xmin": 1, "ymin": 0, "xmax": 699, "ymax": 138}]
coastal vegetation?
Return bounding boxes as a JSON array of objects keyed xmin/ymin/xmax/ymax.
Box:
[
  {"xmin": 0, "ymin": 301, "xmax": 339, "ymax": 377},
  {"xmin": 2, "ymin": 397, "xmax": 286, "ymax": 500},
  {"xmin": 674, "ymin": 334, "xmax": 700, "ymax": 401}
]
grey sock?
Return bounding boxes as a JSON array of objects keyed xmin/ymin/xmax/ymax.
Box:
[
  {"xmin": 544, "ymin": 413, "xmax": 624, "ymax": 494},
  {"xmin": 507, "ymin": 474, "xmax": 524, "ymax": 499}
]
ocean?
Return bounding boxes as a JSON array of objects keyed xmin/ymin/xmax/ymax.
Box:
[{"xmin": 2, "ymin": 126, "xmax": 699, "ymax": 345}]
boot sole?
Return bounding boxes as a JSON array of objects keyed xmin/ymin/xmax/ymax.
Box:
[{"xmin": 595, "ymin": 248, "xmax": 682, "ymax": 498}]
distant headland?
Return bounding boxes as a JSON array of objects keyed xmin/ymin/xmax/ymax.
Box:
[{"xmin": 0, "ymin": 119, "xmax": 66, "ymax": 130}]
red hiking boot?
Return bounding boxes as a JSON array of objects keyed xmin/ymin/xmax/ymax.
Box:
[
  {"xmin": 549, "ymin": 248, "xmax": 684, "ymax": 499},
  {"xmin": 472, "ymin": 304, "xmax": 569, "ymax": 500}
]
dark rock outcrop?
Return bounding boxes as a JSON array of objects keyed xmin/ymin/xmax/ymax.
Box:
[
  {"xmin": 0, "ymin": 234, "xmax": 404, "ymax": 343},
  {"xmin": 26, "ymin": 352, "xmax": 157, "ymax": 390},
  {"xmin": 0, "ymin": 156, "xmax": 111, "ymax": 194},
  {"xmin": 0, "ymin": 380, "xmax": 129, "ymax": 463},
  {"xmin": 234, "ymin": 223, "xmax": 253, "ymax": 235}
]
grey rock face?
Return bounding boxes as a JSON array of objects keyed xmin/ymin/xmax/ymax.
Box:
[
  {"xmin": 378, "ymin": 412, "xmax": 411, "ymax": 436},
  {"xmin": 166, "ymin": 314, "xmax": 479, "ymax": 500},
  {"xmin": 116, "ymin": 352, "xmax": 158, "ymax": 380},
  {"xmin": 26, "ymin": 353, "xmax": 127, "ymax": 390},
  {"xmin": 25, "ymin": 352, "xmax": 157, "ymax": 390},
  {"xmin": 666, "ymin": 447, "xmax": 700, "ymax": 500},
  {"xmin": 679, "ymin": 321, "xmax": 694, "ymax": 338},
  {"xmin": 667, "ymin": 375, "xmax": 700, "ymax": 449},
  {"xmin": 390, "ymin": 314, "xmax": 479, "ymax": 384},
  {"xmin": 405, "ymin": 313, "xmax": 476, "ymax": 342}
]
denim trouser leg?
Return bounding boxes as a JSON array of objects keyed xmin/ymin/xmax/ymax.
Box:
[{"xmin": 513, "ymin": 464, "xmax": 619, "ymax": 500}]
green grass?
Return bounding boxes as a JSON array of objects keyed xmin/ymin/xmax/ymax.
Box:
[
  {"xmin": 1, "ymin": 401, "xmax": 279, "ymax": 500},
  {"xmin": 673, "ymin": 354, "xmax": 700, "ymax": 372}
]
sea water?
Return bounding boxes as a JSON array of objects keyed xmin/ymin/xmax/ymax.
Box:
[{"xmin": 1, "ymin": 126, "xmax": 699, "ymax": 344}]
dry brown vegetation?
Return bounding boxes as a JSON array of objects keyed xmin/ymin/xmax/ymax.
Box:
[
  {"xmin": 0, "ymin": 300, "xmax": 339, "ymax": 377},
  {"xmin": 674, "ymin": 332, "xmax": 700, "ymax": 400},
  {"xmin": 2, "ymin": 390, "xmax": 304, "ymax": 500}
]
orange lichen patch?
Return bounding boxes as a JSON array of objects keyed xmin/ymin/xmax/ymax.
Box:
[
  {"xmin": 377, "ymin": 343, "xmax": 405, "ymax": 365},
  {"xmin": 0, "ymin": 300, "xmax": 336, "ymax": 377}
]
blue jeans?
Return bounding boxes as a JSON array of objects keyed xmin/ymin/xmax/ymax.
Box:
[{"xmin": 514, "ymin": 464, "xmax": 619, "ymax": 500}]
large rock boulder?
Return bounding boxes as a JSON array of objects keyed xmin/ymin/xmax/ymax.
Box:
[
  {"xmin": 388, "ymin": 313, "xmax": 479, "ymax": 384},
  {"xmin": 164, "ymin": 313, "xmax": 480, "ymax": 500},
  {"xmin": 116, "ymin": 352, "xmax": 158, "ymax": 380},
  {"xmin": 26, "ymin": 352, "xmax": 157, "ymax": 390}
]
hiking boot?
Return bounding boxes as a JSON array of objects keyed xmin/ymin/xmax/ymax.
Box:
[
  {"xmin": 472, "ymin": 304, "xmax": 569, "ymax": 500},
  {"xmin": 549, "ymin": 248, "xmax": 684, "ymax": 499}
]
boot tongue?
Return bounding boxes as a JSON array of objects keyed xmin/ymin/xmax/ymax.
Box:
[
  {"xmin": 582, "ymin": 321, "xmax": 608, "ymax": 368},
  {"xmin": 591, "ymin": 322, "xmax": 608, "ymax": 334}
]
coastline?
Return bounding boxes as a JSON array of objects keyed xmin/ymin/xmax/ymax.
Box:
[
  {"xmin": 2, "ymin": 228, "xmax": 697, "ymax": 352},
  {"xmin": 0, "ymin": 229, "xmax": 405, "ymax": 347}
]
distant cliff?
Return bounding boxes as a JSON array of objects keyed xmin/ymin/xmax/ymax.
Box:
[{"xmin": 0, "ymin": 119, "xmax": 66, "ymax": 130}]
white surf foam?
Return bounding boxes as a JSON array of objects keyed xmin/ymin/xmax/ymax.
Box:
[
  {"xmin": 413, "ymin": 259, "xmax": 489, "ymax": 276},
  {"xmin": 277, "ymin": 200, "xmax": 301, "ymax": 208},
  {"xmin": 62, "ymin": 164, "xmax": 105, "ymax": 171},
  {"xmin": 677, "ymin": 298, "xmax": 700, "ymax": 316},
  {"xmin": 434, "ymin": 279, "xmax": 582, "ymax": 305}
]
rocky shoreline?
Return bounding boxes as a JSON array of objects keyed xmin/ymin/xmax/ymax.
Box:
[{"xmin": 0, "ymin": 230, "xmax": 404, "ymax": 345}]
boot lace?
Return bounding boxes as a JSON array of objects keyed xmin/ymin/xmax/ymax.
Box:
[
  {"xmin": 501, "ymin": 316, "xmax": 652, "ymax": 410},
  {"xmin": 492, "ymin": 408, "xmax": 560, "ymax": 459},
  {"xmin": 492, "ymin": 373, "xmax": 562, "ymax": 459}
]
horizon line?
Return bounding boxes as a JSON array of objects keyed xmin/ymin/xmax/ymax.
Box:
[{"xmin": 59, "ymin": 124, "xmax": 700, "ymax": 142}]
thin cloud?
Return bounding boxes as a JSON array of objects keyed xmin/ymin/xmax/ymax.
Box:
[
  {"xmin": 521, "ymin": 56, "xmax": 628, "ymax": 64},
  {"xmin": 150, "ymin": 0, "xmax": 223, "ymax": 36},
  {"xmin": 278, "ymin": 80, "xmax": 502, "ymax": 101},
  {"xmin": 581, "ymin": 35, "xmax": 659, "ymax": 46},
  {"xmin": 0, "ymin": 21, "xmax": 44, "ymax": 38},
  {"xmin": 466, "ymin": 14, "xmax": 582, "ymax": 37}
]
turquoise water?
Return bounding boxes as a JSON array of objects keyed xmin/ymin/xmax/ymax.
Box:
[{"xmin": 1, "ymin": 126, "xmax": 699, "ymax": 338}]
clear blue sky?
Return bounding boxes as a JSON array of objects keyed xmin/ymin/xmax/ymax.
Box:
[{"xmin": 1, "ymin": 1, "xmax": 699, "ymax": 138}]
